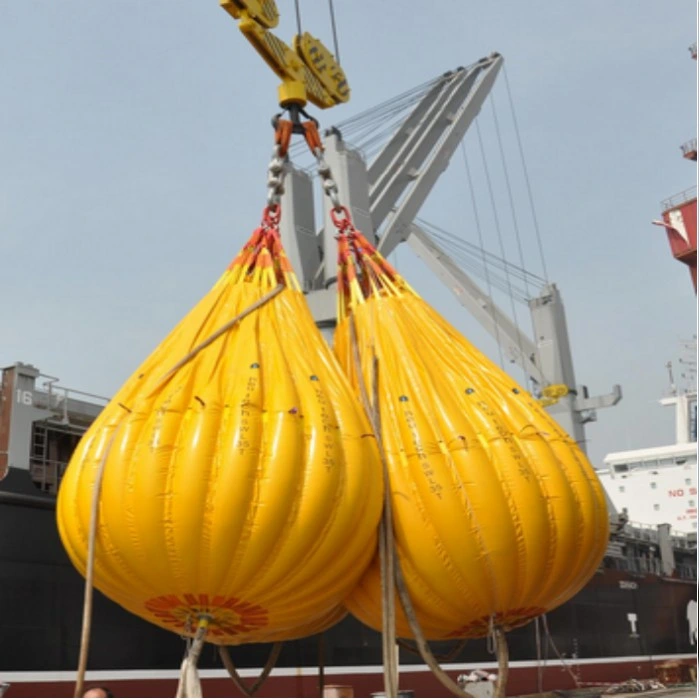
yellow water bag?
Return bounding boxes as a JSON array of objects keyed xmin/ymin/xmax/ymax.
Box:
[
  {"xmin": 57, "ymin": 219, "xmax": 383, "ymax": 645},
  {"xmin": 334, "ymin": 230, "xmax": 609, "ymax": 640}
]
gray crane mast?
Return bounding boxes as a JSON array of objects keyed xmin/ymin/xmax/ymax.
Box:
[{"xmin": 278, "ymin": 53, "xmax": 621, "ymax": 451}]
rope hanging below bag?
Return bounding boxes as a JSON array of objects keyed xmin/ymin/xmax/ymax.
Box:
[
  {"xmin": 219, "ymin": 643, "xmax": 283, "ymax": 697},
  {"xmin": 329, "ymin": 206, "xmax": 517, "ymax": 699},
  {"xmin": 175, "ymin": 618, "xmax": 209, "ymax": 698}
]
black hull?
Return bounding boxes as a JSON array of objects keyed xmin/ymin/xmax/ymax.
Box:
[{"xmin": 1, "ymin": 468, "xmax": 696, "ymax": 697}]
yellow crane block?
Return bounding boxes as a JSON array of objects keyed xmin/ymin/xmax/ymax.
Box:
[{"xmin": 221, "ymin": 0, "xmax": 349, "ymax": 109}]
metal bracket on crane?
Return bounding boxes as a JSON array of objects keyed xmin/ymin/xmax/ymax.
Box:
[{"xmin": 220, "ymin": 0, "xmax": 350, "ymax": 109}]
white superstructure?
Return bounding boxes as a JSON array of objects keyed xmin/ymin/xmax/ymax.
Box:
[{"xmin": 597, "ymin": 389, "xmax": 698, "ymax": 534}]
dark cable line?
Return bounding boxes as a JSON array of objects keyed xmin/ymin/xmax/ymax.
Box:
[
  {"xmin": 475, "ymin": 119, "xmax": 529, "ymax": 386},
  {"xmin": 417, "ymin": 218, "xmax": 546, "ymax": 288},
  {"xmin": 503, "ymin": 64, "xmax": 549, "ymax": 282},
  {"xmin": 294, "ymin": 0, "xmax": 302, "ymax": 36},
  {"xmin": 328, "ymin": 0, "xmax": 341, "ymax": 64},
  {"xmin": 490, "ymin": 92, "xmax": 531, "ymax": 298},
  {"xmin": 461, "ymin": 140, "xmax": 505, "ymax": 369}
]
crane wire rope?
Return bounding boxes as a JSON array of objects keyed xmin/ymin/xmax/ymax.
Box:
[
  {"xmin": 460, "ymin": 140, "xmax": 505, "ymax": 369},
  {"xmin": 288, "ymin": 78, "xmax": 438, "ymax": 161},
  {"xmin": 503, "ymin": 65, "xmax": 549, "ymax": 282},
  {"xmin": 327, "ymin": 0, "xmax": 341, "ymax": 64},
  {"xmin": 427, "ymin": 235, "xmax": 530, "ymax": 302},
  {"xmin": 293, "ymin": 0, "xmax": 302, "ymax": 37},
  {"xmin": 289, "ymin": 77, "xmax": 440, "ymax": 161},
  {"xmin": 489, "ymin": 92, "xmax": 531, "ymax": 298},
  {"xmin": 475, "ymin": 119, "xmax": 529, "ymax": 388},
  {"xmin": 428, "ymin": 236, "xmax": 529, "ymax": 302},
  {"xmin": 416, "ymin": 217, "xmax": 545, "ymax": 301}
]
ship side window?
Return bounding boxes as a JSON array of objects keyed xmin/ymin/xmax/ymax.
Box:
[
  {"xmin": 653, "ymin": 504, "xmax": 660, "ymax": 511},
  {"xmin": 619, "ymin": 486, "xmax": 625, "ymax": 493},
  {"xmin": 686, "ymin": 478, "xmax": 692, "ymax": 485},
  {"xmin": 689, "ymin": 499, "xmax": 696, "ymax": 507},
  {"xmin": 675, "ymin": 457, "xmax": 687, "ymax": 465},
  {"xmin": 614, "ymin": 464, "xmax": 629, "ymax": 473},
  {"xmin": 659, "ymin": 457, "xmax": 674, "ymax": 466},
  {"xmin": 650, "ymin": 482, "xmax": 657, "ymax": 489}
]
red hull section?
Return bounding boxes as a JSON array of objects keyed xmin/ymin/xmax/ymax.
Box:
[
  {"xmin": 662, "ymin": 195, "xmax": 698, "ymax": 291},
  {"xmin": 3, "ymin": 657, "xmax": 696, "ymax": 698}
]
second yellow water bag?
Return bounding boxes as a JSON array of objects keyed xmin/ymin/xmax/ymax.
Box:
[{"xmin": 334, "ymin": 229, "xmax": 609, "ymax": 640}]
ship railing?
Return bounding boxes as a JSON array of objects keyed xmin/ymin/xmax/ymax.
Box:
[
  {"xmin": 661, "ymin": 185, "xmax": 698, "ymax": 212},
  {"xmin": 606, "ymin": 555, "xmax": 663, "ymax": 576},
  {"xmin": 677, "ymin": 563, "xmax": 697, "ymax": 580},
  {"xmin": 623, "ymin": 521, "xmax": 696, "ymax": 549},
  {"xmin": 671, "ymin": 531, "xmax": 697, "ymax": 550},
  {"xmin": 624, "ymin": 520, "xmax": 659, "ymax": 542},
  {"xmin": 605, "ymin": 553, "xmax": 696, "ymax": 581},
  {"xmin": 680, "ymin": 138, "xmax": 697, "ymax": 159},
  {"xmin": 33, "ymin": 373, "xmax": 109, "ymax": 425}
]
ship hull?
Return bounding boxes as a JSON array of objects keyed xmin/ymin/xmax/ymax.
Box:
[
  {"xmin": 2, "ymin": 655, "xmax": 697, "ymax": 698},
  {"xmin": 0, "ymin": 468, "xmax": 697, "ymax": 698}
]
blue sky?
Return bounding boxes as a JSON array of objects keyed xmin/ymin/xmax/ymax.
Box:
[{"xmin": 1, "ymin": 1, "xmax": 696, "ymax": 470}]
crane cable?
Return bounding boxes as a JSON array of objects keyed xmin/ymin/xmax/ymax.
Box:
[
  {"xmin": 294, "ymin": 0, "xmax": 302, "ymax": 37},
  {"xmin": 293, "ymin": 0, "xmax": 341, "ymax": 77},
  {"xmin": 461, "ymin": 141, "xmax": 506, "ymax": 370},
  {"xmin": 328, "ymin": 0, "xmax": 341, "ymax": 64},
  {"xmin": 503, "ymin": 65, "xmax": 550, "ymax": 283},
  {"xmin": 417, "ymin": 217, "xmax": 545, "ymax": 302},
  {"xmin": 490, "ymin": 93, "xmax": 531, "ymax": 299},
  {"xmin": 475, "ymin": 118, "xmax": 529, "ymax": 388}
]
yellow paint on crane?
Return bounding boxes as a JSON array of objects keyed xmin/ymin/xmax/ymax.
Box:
[
  {"xmin": 334, "ymin": 230, "xmax": 609, "ymax": 640},
  {"xmin": 221, "ymin": 0, "xmax": 350, "ymax": 109},
  {"xmin": 56, "ymin": 222, "xmax": 383, "ymax": 645},
  {"xmin": 539, "ymin": 383, "xmax": 569, "ymax": 407}
]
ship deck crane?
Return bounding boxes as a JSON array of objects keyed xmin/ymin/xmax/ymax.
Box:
[
  {"xmin": 220, "ymin": 0, "xmax": 621, "ymax": 452},
  {"xmin": 278, "ymin": 59, "xmax": 622, "ymax": 451}
]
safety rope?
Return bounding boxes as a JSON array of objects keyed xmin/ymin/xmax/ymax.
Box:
[
  {"xmin": 493, "ymin": 626, "xmax": 509, "ymax": 698},
  {"xmin": 73, "ymin": 413, "xmax": 129, "ymax": 698},
  {"xmin": 542, "ymin": 613, "xmax": 581, "ymax": 688},
  {"xmin": 348, "ymin": 322, "xmax": 398, "ymax": 698},
  {"xmin": 219, "ymin": 643, "xmax": 283, "ymax": 697},
  {"xmin": 148, "ymin": 281, "xmax": 285, "ymax": 397},
  {"xmin": 535, "ymin": 614, "xmax": 544, "ymax": 693},
  {"xmin": 175, "ymin": 618, "xmax": 209, "ymax": 698},
  {"xmin": 330, "ymin": 204, "xmax": 517, "ymax": 699},
  {"xmin": 393, "ymin": 556, "xmax": 474, "ymax": 698},
  {"xmin": 317, "ymin": 633, "xmax": 326, "ymax": 698},
  {"xmin": 73, "ymin": 238, "xmax": 286, "ymax": 697}
]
